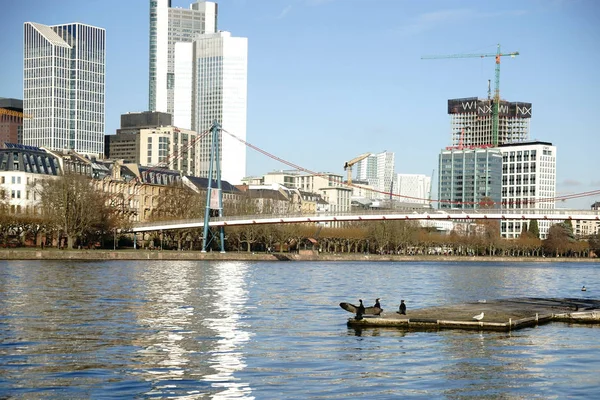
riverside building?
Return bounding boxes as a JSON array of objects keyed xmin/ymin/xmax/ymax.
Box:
[
  {"xmin": 438, "ymin": 148, "xmax": 503, "ymax": 210},
  {"xmin": 498, "ymin": 141, "xmax": 556, "ymax": 239},
  {"xmin": 23, "ymin": 22, "xmax": 105, "ymax": 157}
]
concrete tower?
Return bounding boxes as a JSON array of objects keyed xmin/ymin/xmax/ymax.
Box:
[{"xmin": 192, "ymin": 31, "xmax": 247, "ymax": 185}]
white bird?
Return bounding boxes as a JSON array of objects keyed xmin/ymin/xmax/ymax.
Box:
[{"xmin": 472, "ymin": 312, "xmax": 485, "ymax": 321}]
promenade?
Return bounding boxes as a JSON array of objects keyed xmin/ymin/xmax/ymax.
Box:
[{"xmin": 0, "ymin": 249, "xmax": 598, "ymax": 262}]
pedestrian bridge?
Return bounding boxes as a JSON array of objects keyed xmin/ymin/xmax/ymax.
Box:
[{"xmin": 131, "ymin": 208, "xmax": 600, "ymax": 233}]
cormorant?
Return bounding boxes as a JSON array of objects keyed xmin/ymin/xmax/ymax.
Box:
[
  {"xmin": 374, "ymin": 298, "xmax": 381, "ymax": 309},
  {"xmin": 356, "ymin": 299, "xmax": 365, "ymax": 320},
  {"xmin": 340, "ymin": 299, "xmax": 382, "ymax": 316},
  {"xmin": 398, "ymin": 300, "xmax": 406, "ymax": 315}
]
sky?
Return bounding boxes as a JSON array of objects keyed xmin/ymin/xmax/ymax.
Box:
[{"xmin": 1, "ymin": 0, "xmax": 599, "ymax": 208}]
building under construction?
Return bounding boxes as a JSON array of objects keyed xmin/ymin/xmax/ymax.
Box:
[{"xmin": 448, "ymin": 97, "xmax": 532, "ymax": 148}]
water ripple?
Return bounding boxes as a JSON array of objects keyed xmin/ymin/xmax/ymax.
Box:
[{"xmin": 1, "ymin": 260, "xmax": 599, "ymax": 398}]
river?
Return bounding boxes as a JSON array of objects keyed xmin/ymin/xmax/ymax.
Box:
[{"xmin": 1, "ymin": 260, "xmax": 599, "ymax": 398}]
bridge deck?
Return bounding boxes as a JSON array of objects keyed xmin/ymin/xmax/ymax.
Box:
[{"xmin": 346, "ymin": 297, "xmax": 600, "ymax": 331}]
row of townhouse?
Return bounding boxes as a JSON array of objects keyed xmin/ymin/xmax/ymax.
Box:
[{"xmin": 0, "ymin": 144, "xmax": 346, "ymax": 225}]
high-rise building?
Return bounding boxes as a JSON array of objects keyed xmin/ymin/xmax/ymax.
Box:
[
  {"xmin": 394, "ymin": 174, "xmax": 432, "ymax": 205},
  {"xmin": 448, "ymin": 97, "xmax": 532, "ymax": 147},
  {"xmin": 23, "ymin": 22, "xmax": 105, "ymax": 157},
  {"xmin": 438, "ymin": 148, "xmax": 503, "ymax": 210},
  {"xmin": 192, "ymin": 31, "xmax": 247, "ymax": 184},
  {"xmin": 355, "ymin": 151, "xmax": 395, "ymax": 197},
  {"xmin": 498, "ymin": 141, "xmax": 556, "ymax": 239},
  {"xmin": 149, "ymin": 0, "xmax": 217, "ymax": 114}
]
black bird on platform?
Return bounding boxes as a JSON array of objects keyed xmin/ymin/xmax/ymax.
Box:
[
  {"xmin": 339, "ymin": 298, "xmax": 382, "ymax": 317},
  {"xmin": 374, "ymin": 298, "xmax": 381, "ymax": 309},
  {"xmin": 356, "ymin": 299, "xmax": 366, "ymax": 320},
  {"xmin": 398, "ymin": 300, "xmax": 407, "ymax": 315}
]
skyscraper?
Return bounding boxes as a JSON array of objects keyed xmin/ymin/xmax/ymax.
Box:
[
  {"xmin": 192, "ymin": 31, "xmax": 247, "ymax": 184},
  {"xmin": 23, "ymin": 22, "xmax": 105, "ymax": 157},
  {"xmin": 149, "ymin": 0, "xmax": 217, "ymax": 114}
]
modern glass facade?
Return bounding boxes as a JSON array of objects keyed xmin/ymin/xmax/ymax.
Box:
[
  {"xmin": 23, "ymin": 22, "xmax": 105, "ymax": 157},
  {"xmin": 438, "ymin": 148, "xmax": 502, "ymax": 209},
  {"xmin": 148, "ymin": 0, "xmax": 217, "ymax": 114}
]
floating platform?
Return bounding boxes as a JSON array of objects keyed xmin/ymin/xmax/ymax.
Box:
[{"xmin": 347, "ymin": 298, "xmax": 600, "ymax": 331}]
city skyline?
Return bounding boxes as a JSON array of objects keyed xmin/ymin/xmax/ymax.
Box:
[{"xmin": 1, "ymin": 0, "xmax": 599, "ymax": 208}]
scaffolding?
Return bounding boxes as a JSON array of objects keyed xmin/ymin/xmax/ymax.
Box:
[{"xmin": 448, "ymin": 98, "xmax": 531, "ymax": 148}]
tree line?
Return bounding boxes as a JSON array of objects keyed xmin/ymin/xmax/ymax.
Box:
[{"xmin": 0, "ymin": 173, "xmax": 598, "ymax": 258}]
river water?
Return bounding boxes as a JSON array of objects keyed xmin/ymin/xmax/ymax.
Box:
[{"xmin": 1, "ymin": 260, "xmax": 599, "ymax": 398}]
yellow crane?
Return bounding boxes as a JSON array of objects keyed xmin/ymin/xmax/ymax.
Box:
[{"xmin": 344, "ymin": 152, "xmax": 371, "ymax": 185}]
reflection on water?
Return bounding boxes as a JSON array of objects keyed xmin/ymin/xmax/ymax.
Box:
[
  {"xmin": 1, "ymin": 260, "xmax": 599, "ymax": 398},
  {"xmin": 136, "ymin": 262, "xmax": 195, "ymax": 385},
  {"xmin": 133, "ymin": 261, "xmax": 253, "ymax": 398},
  {"xmin": 202, "ymin": 262, "xmax": 253, "ymax": 399}
]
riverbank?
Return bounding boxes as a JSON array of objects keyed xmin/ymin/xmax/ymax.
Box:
[{"xmin": 0, "ymin": 248, "xmax": 598, "ymax": 262}]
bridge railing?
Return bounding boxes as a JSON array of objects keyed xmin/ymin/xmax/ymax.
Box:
[{"xmin": 132, "ymin": 208, "xmax": 600, "ymax": 229}]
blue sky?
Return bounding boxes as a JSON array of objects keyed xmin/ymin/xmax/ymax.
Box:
[{"xmin": 1, "ymin": 0, "xmax": 599, "ymax": 208}]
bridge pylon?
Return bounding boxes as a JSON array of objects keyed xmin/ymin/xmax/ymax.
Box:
[{"xmin": 201, "ymin": 120, "xmax": 226, "ymax": 253}]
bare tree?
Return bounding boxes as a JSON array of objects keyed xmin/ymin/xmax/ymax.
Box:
[
  {"xmin": 150, "ymin": 183, "xmax": 205, "ymax": 250},
  {"xmin": 37, "ymin": 172, "xmax": 113, "ymax": 249}
]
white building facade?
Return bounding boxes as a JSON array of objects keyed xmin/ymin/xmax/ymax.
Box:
[
  {"xmin": 193, "ymin": 31, "xmax": 247, "ymax": 184},
  {"xmin": 354, "ymin": 151, "xmax": 395, "ymax": 198},
  {"xmin": 23, "ymin": 22, "xmax": 105, "ymax": 157},
  {"xmin": 394, "ymin": 174, "xmax": 431, "ymax": 205},
  {"xmin": 498, "ymin": 141, "xmax": 557, "ymax": 239},
  {"xmin": 149, "ymin": 0, "xmax": 217, "ymax": 114},
  {"xmin": 0, "ymin": 145, "xmax": 61, "ymax": 215}
]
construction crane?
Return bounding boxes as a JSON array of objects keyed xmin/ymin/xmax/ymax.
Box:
[
  {"xmin": 344, "ymin": 152, "xmax": 371, "ymax": 185},
  {"xmin": 422, "ymin": 44, "xmax": 519, "ymax": 146}
]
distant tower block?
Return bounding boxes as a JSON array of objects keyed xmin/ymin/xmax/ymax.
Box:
[{"xmin": 448, "ymin": 97, "xmax": 532, "ymax": 148}]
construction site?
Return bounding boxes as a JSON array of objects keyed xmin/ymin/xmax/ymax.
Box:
[{"xmin": 447, "ymin": 97, "xmax": 532, "ymax": 150}]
